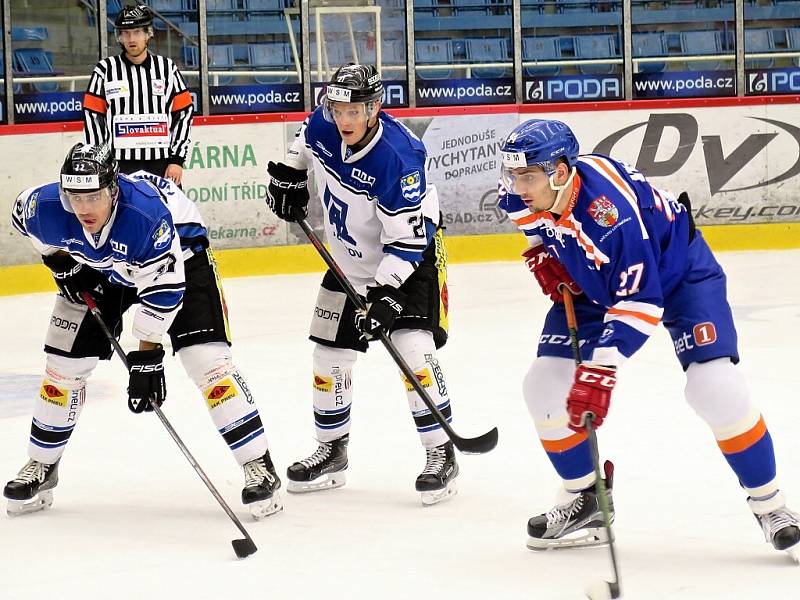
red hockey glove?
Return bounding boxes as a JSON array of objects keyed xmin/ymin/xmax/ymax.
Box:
[
  {"xmin": 566, "ymin": 363, "xmax": 617, "ymax": 432},
  {"xmin": 522, "ymin": 245, "xmax": 581, "ymax": 303}
]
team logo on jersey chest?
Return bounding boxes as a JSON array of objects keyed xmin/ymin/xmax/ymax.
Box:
[
  {"xmin": 588, "ymin": 195, "xmax": 619, "ymax": 227},
  {"xmin": 351, "ymin": 167, "xmax": 375, "ymax": 186}
]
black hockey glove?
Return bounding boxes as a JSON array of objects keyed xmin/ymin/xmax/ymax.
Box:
[
  {"xmin": 354, "ymin": 285, "xmax": 407, "ymax": 340},
  {"xmin": 42, "ymin": 252, "xmax": 104, "ymax": 304},
  {"xmin": 266, "ymin": 161, "xmax": 309, "ymax": 222},
  {"xmin": 127, "ymin": 346, "xmax": 166, "ymax": 414}
]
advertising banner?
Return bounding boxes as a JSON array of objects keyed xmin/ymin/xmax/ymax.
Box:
[
  {"xmin": 13, "ymin": 91, "xmax": 84, "ymax": 123},
  {"xmin": 207, "ymin": 83, "xmax": 303, "ymax": 114},
  {"xmin": 2, "ymin": 101, "xmax": 800, "ymax": 266},
  {"xmin": 633, "ymin": 70, "xmax": 736, "ymax": 99},
  {"xmin": 746, "ymin": 68, "xmax": 800, "ymax": 95},
  {"xmin": 415, "ymin": 77, "xmax": 514, "ymax": 107},
  {"xmin": 524, "ymin": 74, "xmax": 623, "ymax": 103}
]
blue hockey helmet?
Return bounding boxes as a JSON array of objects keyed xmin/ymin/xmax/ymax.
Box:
[{"xmin": 500, "ymin": 119, "xmax": 579, "ymax": 178}]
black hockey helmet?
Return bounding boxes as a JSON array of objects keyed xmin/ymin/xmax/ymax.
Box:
[
  {"xmin": 60, "ymin": 143, "xmax": 119, "ymax": 195},
  {"xmin": 115, "ymin": 4, "xmax": 154, "ymax": 30},
  {"xmin": 325, "ymin": 63, "xmax": 384, "ymax": 104}
]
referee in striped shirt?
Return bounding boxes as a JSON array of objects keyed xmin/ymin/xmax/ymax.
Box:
[{"xmin": 83, "ymin": 4, "xmax": 193, "ymax": 185}]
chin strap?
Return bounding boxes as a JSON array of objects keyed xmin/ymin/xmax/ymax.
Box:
[{"xmin": 545, "ymin": 167, "xmax": 576, "ymax": 212}]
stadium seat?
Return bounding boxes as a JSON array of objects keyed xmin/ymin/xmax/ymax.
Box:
[
  {"xmin": 466, "ymin": 37, "xmax": 509, "ymax": 78},
  {"xmin": 415, "ymin": 39, "xmax": 454, "ymax": 79},
  {"xmin": 680, "ymin": 30, "xmax": 722, "ymax": 70},
  {"xmin": 520, "ymin": 0, "xmax": 546, "ymax": 12},
  {"xmin": 208, "ymin": 44, "xmax": 235, "ymax": 85},
  {"xmin": 0, "ymin": 54, "xmax": 23, "ymax": 95},
  {"xmin": 744, "ymin": 28, "xmax": 774, "ymax": 69},
  {"xmin": 522, "ymin": 36, "xmax": 561, "ymax": 76},
  {"xmin": 11, "ymin": 27, "xmax": 48, "ymax": 41},
  {"xmin": 575, "ymin": 33, "xmax": 617, "ymax": 74},
  {"xmin": 633, "ymin": 31, "xmax": 666, "ymax": 72},
  {"xmin": 559, "ymin": 0, "xmax": 595, "ymax": 13},
  {"xmin": 454, "ymin": 0, "xmax": 490, "ymax": 15},
  {"xmin": 787, "ymin": 27, "xmax": 800, "ymax": 66},
  {"xmin": 249, "ymin": 43, "xmax": 291, "ymax": 83},
  {"xmin": 246, "ymin": 0, "xmax": 286, "ymax": 10},
  {"xmin": 13, "ymin": 48, "xmax": 58, "ymax": 93}
]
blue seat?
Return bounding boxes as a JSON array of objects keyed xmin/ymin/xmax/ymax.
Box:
[
  {"xmin": 382, "ymin": 37, "xmax": 407, "ymax": 65},
  {"xmin": 744, "ymin": 28, "xmax": 774, "ymax": 69},
  {"xmin": 415, "ymin": 39, "xmax": 454, "ymax": 79},
  {"xmin": 0, "ymin": 54, "xmax": 23, "ymax": 94},
  {"xmin": 558, "ymin": 0, "xmax": 595, "ymax": 13},
  {"xmin": 208, "ymin": 44, "xmax": 235, "ymax": 85},
  {"xmin": 310, "ymin": 40, "xmax": 348, "ymax": 78},
  {"xmin": 680, "ymin": 30, "xmax": 722, "ymax": 71},
  {"xmin": 454, "ymin": 0, "xmax": 490, "ymax": 15},
  {"xmin": 249, "ymin": 42, "xmax": 291, "ymax": 83},
  {"xmin": 466, "ymin": 37, "xmax": 509, "ymax": 78},
  {"xmin": 13, "ymin": 48, "xmax": 58, "ymax": 92},
  {"xmin": 787, "ymin": 28, "xmax": 800, "ymax": 66},
  {"xmin": 523, "ymin": 36, "xmax": 561, "ymax": 76},
  {"xmin": 11, "ymin": 27, "xmax": 48, "ymax": 41},
  {"xmin": 575, "ymin": 33, "xmax": 617, "ymax": 74},
  {"xmin": 633, "ymin": 31, "xmax": 666, "ymax": 72},
  {"xmin": 520, "ymin": 0, "xmax": 546, "ymax": 12},
  {"xmin": 246, "ymin": 0, "xmax": 286, "ymax": 10}
]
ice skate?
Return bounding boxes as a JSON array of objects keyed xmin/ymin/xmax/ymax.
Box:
[
  {"xmin": 527, "ymin": 463, "xmax": 614, "ymax": 550},
  {"xmin": 286, "ymin": 434, "xmax": 348, "ymax": 493},
  {"xmin": 416, "ymin": 441, "xmax": 459, "ymax": 506},
  {"xmin": 749, "ymin": 492, "xmax": 800, "ymax": 563},
  {"xmin": 4, "ymin": 459, "xmax": 60, "ymax": 517},
  {"xmin": 242, "ymin": 451, "xmax": 282, "ymax": 520}
]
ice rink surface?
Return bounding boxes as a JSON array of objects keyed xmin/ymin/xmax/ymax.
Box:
[{"xmin": 1, "ymin": 250, "xmax": 799, "ymax": 599}]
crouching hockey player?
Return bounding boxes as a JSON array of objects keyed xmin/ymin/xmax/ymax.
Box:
[
  {"xmin": 4, "ymin": 143, "xmax": 281, "ymax": 520},
  {"xmin": 496, "ymin": 119, "xmax": 800, "ymax": 561},
  {"xmin": 264, "ymin": 64, "xmax": 458, "ymax": 505}
]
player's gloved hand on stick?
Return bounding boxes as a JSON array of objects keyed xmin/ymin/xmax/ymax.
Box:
[
  {"xmin": 566, "ymin": 363, "xmax": 617, "ymax": 432},
  {"xmin": 42, "ymin": 252, "xmax": 103, "ymax": 304},
  {"xmin": 354, "ymin": 285, "xmax": 407, "ymax": 340},
  {"xmin": 266, "ymin": 161, "xmax": 309, "ymax": 222},
  {"xmin": 127, "ymin": 346, "xmax": 166, "ymax": 414},
  {"xmin": 522, "ymin": 245, "xmax": 581, "ymax": 303}
]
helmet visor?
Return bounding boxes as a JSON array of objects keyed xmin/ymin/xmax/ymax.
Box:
[{"xmin": 500, "ymin": 166, "xmax": 550, "ymax": 196}]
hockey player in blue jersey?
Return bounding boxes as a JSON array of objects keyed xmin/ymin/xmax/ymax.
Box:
[
  {"xmin": 4, "ymin": 143, "xmax": 281, "ymax": 520},
  {"xmin": 496, "ymin": 119, "xmax": 799, "ymax": 559},
  {"xmin": 264, "ymin": 64, "xmax": 458, "ymax": 505}
]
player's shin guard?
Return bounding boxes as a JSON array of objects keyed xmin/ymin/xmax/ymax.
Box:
[
  {"xmin": 392, "ymin": 329, "xmax": 453, "ymax": 448},
  {"xmin": 311, "ymin": 344, "xmax": 356, "ymax": 443},
  {"xmin": 685, "ymin": 359, "xmax": 779, "ymax": 496},
  {"xmin": 27, "ymin": 354, "xmax": 95, "ymax": 465},
  {"xmin": 179, "ymin": 343, "xmax": 268, "ymax": 464},
  {"xmin": 525, "ymin": 357, "xmax": 596, "ymax": 492}
]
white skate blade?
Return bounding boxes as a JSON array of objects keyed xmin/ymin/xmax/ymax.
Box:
[
  {"xmin": 420, "ymin": 480, "xmax": 458, "ymax": 506},
  {"xmin": 287, "ymin": 471, "xmax": 346, "ymax": 494},
  {"xmin": 527, "ymin": 527, "xmax": 611, "ymax": 551},
  {"xmin": 248, "ymin": 490, "xmax": 283, "ymax": 521},
  {"xmin": 6, "ymin": 490, "xmax": 54, "ymax": 517}
]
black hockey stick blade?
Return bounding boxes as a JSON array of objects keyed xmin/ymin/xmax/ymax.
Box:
[
  {"xmin": 453, "ymin": 426, "xmax": 499, "ymax": 455},
  {"xmin": 232, "ymin": 537, "xmax": 258, "ymax": 559}
]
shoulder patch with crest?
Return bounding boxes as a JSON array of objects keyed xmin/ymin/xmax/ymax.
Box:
[
  {"xmin": 153, "ymin": 219, "xmax": 172, "ymax": 249},
  {"xmin": 400, "ymin": 171, "xmax": 422, "ymax": 203},
  {"xmin": 588, "ymin": 195, "xmax": 619, "ymax": 228}
]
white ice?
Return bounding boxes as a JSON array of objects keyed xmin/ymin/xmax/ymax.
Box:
[{"xmin": 1, "ymin": 250, "xmax": 799, "ymax": 600}]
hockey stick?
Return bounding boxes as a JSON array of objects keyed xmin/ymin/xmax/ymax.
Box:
[
  {"xmin": 562, "ymin": 289, "xmax": 621, "ymax": 599},
  {"xmin": 297, "ymin": 218, "xmax": 498, "ymax": 455},
  {"xmin": 80, "ymin": 292, "xmax": 258, "ymax": 560}
]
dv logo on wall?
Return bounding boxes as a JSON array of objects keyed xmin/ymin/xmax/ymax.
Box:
[{"xmin": 594, "ymin": 113, "xmax": 800, "ymax": 196}]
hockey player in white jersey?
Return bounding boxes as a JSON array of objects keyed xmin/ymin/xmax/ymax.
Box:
[
  {"xmin": 265, "ymin": 64, "xmax": 458, "ymax": 505},
  {"xmin": 4, "ymin": 144, "xmax": 281, "ymax": 520}
]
